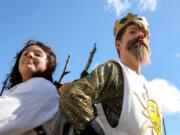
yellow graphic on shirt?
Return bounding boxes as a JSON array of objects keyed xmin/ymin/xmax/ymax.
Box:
[{"xmin": 134, "ymin": 85, "xmax": 162, "ymax": 135}]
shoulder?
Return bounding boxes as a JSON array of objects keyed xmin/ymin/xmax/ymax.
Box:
[
  {"xmin": 96, "ymin": 59, "xmax": 122, "ymax": 72},
  {"xmin": 19, "ymin": 77, "xmax": 57, "ymax": 94},
  {"xmin": 27, "ymin": 77, "xmax": 53, "ymax": 85},
  {"xmin": 26, "ymin": 77, "xmax": 55, "ymax": 87},
  {"xmin": 104, "ymin": 59, "xmax": 121, "ymax": 66},
  {"xmin": 88, "ymin": 59, "xmax": 123, "ymax": 83}
]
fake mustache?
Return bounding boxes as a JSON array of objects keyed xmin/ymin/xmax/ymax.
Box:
[{"xmin": 126, "ymin": 37, "xmax": 148, "ymax": 51}]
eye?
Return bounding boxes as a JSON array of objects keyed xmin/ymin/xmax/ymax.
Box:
[
  {"xmin": 35, "ymin": 52, "xmax": 42, "ymax": 57},
  {"xmin": 22, "ymin": 51, "xmax": 28, "ymax": 56},
  {"xmin": 129, "ymin": 30, "xmax": 136, "ymax": 34}
]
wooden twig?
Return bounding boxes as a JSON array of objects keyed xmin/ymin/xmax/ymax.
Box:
[
  {"xmin": 163, "ymin": 117, "xmax": 167, "ymax": 135},
  {"xmin": 81, "ymin": 43, "xmax": 97, "ymax": 78},
  {"xmin": 59, "ymin": 53, "xmax": 71, "ymax": 83}
]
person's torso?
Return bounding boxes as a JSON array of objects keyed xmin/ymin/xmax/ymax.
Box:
[{"xmin": 95, "ymin": 62, "xmax": 162, "ymax": 135}]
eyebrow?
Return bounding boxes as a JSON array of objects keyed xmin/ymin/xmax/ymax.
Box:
[
  {"xmin": 128, "ymin": 26, "xmax": 147, "ymax": 34},
  {"xmin": 23, "ymin": 48, "xmax": 44, "ymax": 54},
  {"xmin": 128, "ymin": 26, "xmax": 139, "ymax": 30}
]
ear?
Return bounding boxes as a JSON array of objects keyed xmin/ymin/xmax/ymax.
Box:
[{"xmin": 115, "ymin": 40, "xmax": 122, "ymax": 50}]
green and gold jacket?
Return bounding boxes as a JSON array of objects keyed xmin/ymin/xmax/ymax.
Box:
[{"xmin": 60, "ymin": 60, "xmax": 124, "ymax": 133}]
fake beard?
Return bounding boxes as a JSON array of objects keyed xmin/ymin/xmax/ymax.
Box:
[{"xmin": 126, "ymin": 38, "xmax": 150, "ymax": 64}]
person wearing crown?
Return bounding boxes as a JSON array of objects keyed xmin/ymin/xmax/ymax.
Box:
[{"xmin": 60, "ymin": 13, "xmax": 162, "ymax": 135}]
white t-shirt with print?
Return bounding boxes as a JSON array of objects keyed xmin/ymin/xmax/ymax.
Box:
[{"xmin": 95, "ymin": 62, "xmax": 162, "ymax": 135}]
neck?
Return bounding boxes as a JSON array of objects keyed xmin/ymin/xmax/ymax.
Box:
[
  {"xmin": 22, "ymin": 75, "xmax": 32, "ymax": 82},
  {"xmin": 120, "ymin": 54, "xmax": 141, "ymax": 74}
]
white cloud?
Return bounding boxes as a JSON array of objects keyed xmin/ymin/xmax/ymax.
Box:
[
  {"xmin": 106, "ymin": 0, "xmax": 157, "ymax": 17},
  {"xmin": 146, "ymin": 79, "xmax": 180, "ymax": 115},
  {"xmin": 138, "ymin": 0, "xmax": 157, "ymax": 11},
  {"xmin": 175, "ymin": 53, "xmax": 180, "ymax": 58},
  {"xmin": 107, "ymin": 0, "xmax": 131, "ymax": 18}
]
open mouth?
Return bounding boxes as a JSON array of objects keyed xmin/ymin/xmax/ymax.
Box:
[
  {"xmin": 24, "ymin": 58, "xmax": 34, "ymax": 64},
  {"xmin": 23, "ymin": 60, "xmax": 35, "ymax": 68}
]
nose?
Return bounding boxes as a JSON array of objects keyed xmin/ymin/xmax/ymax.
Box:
[
  {"xmin": 137, "ymin": 31, "xmax": 145, "ymax": 40},
  {"xmin": 27, "ymin": 51, "xmax": 34, "ymax": 59}
]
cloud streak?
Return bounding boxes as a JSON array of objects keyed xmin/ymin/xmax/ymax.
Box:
[
  {"xmin": 107, "ymin": 0, "xmax": 131, "ymax": 18},
  {"xmin": 106, "ymin": 0, "xmax": 158, "ymax": 17},
  {"xmin": 175, "ymin": 53, "xmax": 180, "ymax": 58},
  {"xmin": 138, "ymin": 0, "xmax": 157, "ymax": 11}
]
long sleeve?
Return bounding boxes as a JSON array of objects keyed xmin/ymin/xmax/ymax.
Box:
[
  {"xmin": 60, "ymin": 60, "xmax": 124, "ymax": 133},
  {"xmin": 0, "ymin": 78, "xmax": 59, "ymax": 135}
]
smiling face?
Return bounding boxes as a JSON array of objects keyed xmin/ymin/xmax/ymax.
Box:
[
  {"xmin": 116, "ymin": 23, "xmax": 151, "ymax": 65},
  {"xmin": 18, "ymin": 45, "xmax": 48, "ymax": 82}
]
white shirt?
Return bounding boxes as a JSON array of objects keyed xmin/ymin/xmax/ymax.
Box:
[{"xmin": 0, "ymin": 77, "xmax": 60, "ymax": 135}]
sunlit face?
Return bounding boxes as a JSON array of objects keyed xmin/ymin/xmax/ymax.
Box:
[
  {"xmin": 19, "ymin": 45, "xmax": 48, "ymax": 82},
  {"xmin": 116, "ymin": 24, "xmax": 150, "ymax": 64}
]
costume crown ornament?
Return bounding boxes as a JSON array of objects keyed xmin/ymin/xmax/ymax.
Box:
[{"xmin": 114, "ymin": 13, "xmax": 149, "ymax": 38}]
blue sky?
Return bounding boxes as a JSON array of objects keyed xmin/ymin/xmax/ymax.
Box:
[{"xmin": 0, "ymin": 0, "xmax": 180, "ymax": 134}]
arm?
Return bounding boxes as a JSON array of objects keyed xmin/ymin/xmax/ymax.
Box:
[
  {"xmin": 0, "ymin": 78, "xmax": 59, "ymax": 135},
  {"xmin": 60, "ymin": 60, "xmax": 123, "ymax": 133}
]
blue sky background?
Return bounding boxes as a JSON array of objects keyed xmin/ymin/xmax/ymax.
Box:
[{"xmin": 0, "ymin": 0, "xmax": 180, "ymax": 134}]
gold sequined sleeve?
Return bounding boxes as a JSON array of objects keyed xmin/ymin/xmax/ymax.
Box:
[{"xmin": 60, "ymin": 60, "xmax": 123, "ymax": 133}]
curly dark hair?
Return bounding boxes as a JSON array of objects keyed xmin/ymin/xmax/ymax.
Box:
[{"xmin": 1, "ymin": 40, "xmax": 57, "ymax": 94}]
